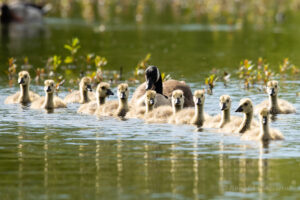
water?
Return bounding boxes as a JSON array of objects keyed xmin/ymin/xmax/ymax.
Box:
[{"xmin": 1, "ymin": 4, "xmax": 300, "ymax": 200}]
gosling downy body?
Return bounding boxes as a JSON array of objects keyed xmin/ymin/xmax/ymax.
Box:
[
  {"xmin": 96, "ymin": 83, "xmax": 129, "ymax": 118},
  {"xmin": 241, "ymin": 108, "xmax": 284, "ymax": 141},
  {"xmin": 255, "ymin": 80, "xmax": 296, "ymax": 115},
  {"xmin": 131, "ymin": 65, "xmax": 193, "ymax": 108},
  {"xmin": 5, "ymin": 71, "xmax": 40, "ymax": 105},
  {"xmin": 31, "ymin": 80, "xmax": 66, "ymax": 111},
  {"xmin": 169, "ymin": 89, "xmax": 210, "ymax": 127},
  {"xmin": 64, "ymin": 77, "xmax": 95, "ymax": 104},
  {"xmin": 77, "ymin": 82, "xmax": 114, "ymax": 115},
  {"xmin": 235, "ymin": 98, "xmax": 258, "ymax": 134},
  {"xmin": 145, "ymin": 89, "xmax": 184, "ymax": 124}
]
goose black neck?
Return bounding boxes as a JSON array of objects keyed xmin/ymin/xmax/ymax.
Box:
[{"xmin": 154, "ymin": 75, "xmax": 163, "ymax": 94}]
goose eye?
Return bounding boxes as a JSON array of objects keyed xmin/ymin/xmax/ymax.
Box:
[
  {"xmin": 101, "ymin": 86, "xmax": 106, "ymax": 90},
  {"xmin": 226, "ymin": 99, "xmax": 229, "ymax": 102},
  {"xmin": 24, "ymin": 75, "xmax": 27, "ymax": 78},
  {"xmin": 180, "ymin": 95, "xmax": 183, "ymax": 98},
  {"xmin": 244, "ymin": 103, "xmax": 248, "ymax": 106}
]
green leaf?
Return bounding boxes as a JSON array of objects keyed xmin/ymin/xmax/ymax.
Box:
[
  {"xmin": 72, "ymin": 38, "xmax": 79, "ymax": 47},
  {"xmin": 64, "ymin": 56, "xmax": 73, "ymax": 64},
  {"xmin": 64, "ymin": 45, "xmax": 73, "ymax": 51}
]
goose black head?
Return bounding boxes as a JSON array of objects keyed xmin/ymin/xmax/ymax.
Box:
[
  {"xmin": 1, "ymin": 4, "xmax": 13, "ymax": 24},
  {"xmin": 145, "ymin": 65, "xmax": 163, "ymax": 94}
]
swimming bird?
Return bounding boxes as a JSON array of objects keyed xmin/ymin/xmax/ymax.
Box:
[
  {"xmin": 235, "ymin": 98, "xmax": 258, "ymax": 134},
  {"xmin": 5, "ymin": 71, "xmax": 40, "ymax": 105},
  {"xmin": 241, "ymin": 108, "xmax": 284, "ymax": 141},
  {"xmin": 145, "ymin": 90, "xmax": 184, "ymax": 124},
  {"xmin": 31, "ymin": 80, "xmax": 66, "ymax": 111},
  {"xmin": 96, "ymin": 83, "xmax": 129, "ymax": 118},
  {"xmin": 255, "ymin": 80, "xmax": 296, "ymax": 115},
  {"xmin": 130, "ymin": 65, "xmax": 193, "ymax": 108},
  {"xmin": 169, "ymin": 89, "xmax": 209, "ymax": 127},
  {"xmin": 77, "ymin": 82, "xmax": 114, "ymax": 115},
  {"xmin": 64, "ymin": 77, "xmax": 95, "ymax": 104}
]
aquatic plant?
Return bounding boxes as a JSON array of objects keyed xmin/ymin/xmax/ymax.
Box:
[
  {"xmin": 205, "ymin": 74, "xmax": 218, "ymax": 95},
  {"xmin": 7, "ymin": 57, "xmax": 17, "ymax": 86},
  {"xmin": 64, "ymin": 37, "xmax": 80, "ymax": 65}
]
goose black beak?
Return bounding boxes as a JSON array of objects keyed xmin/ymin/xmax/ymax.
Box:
[
  {"xmin": 175, "ymin": 98, "xmax": 181, "ymax": 105},
  {"xmin": 106, "ymin": 89, "xmax": 114, "ymax": 96},
  {"xmin": 221, "ymin": 103, "xmax": 226, "ymax": 110},
  {"xmin": 120, "ymin": 92, "xmax": 126, "ymax": 99},
  {"xmin": 262, "ymin": 116, "xmax": 268, "ymax": 125},
  {"xmin": 46, "ymin": 86, "xmax": 51, "ymax": 92},
  {"xmin": 235, "ymin": 106, "xmax": 243, "ymax": 112},
  {"xmin": 196, "ymin": 98, "xmax": 202, "ymax": 105},
  {"xmin": 269, "ymin": 88, "xmax": 275, "ymax": 96},
  {"xmin": 87, "ymin": 84, "xmax": 92, "ymax": 92},
  {"xmin": 18, "ymin": 78, "xmax": 25, "ymax": 84},
  {"xmin": 149, "ymin": 98, "xmax": 155, "ymax": 105}
]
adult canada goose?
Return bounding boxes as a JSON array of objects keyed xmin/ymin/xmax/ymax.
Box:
[
  {"xmin": 96, "ymin": 83, "xmax": 129, "ymax": 117},
  {"xmin": 131, "ymin": 65, "xmax": 193, "ymax": 108},
  {"xmin": 169, "ymin": 89, "xmax": 209, "ymax": 127},
  {"xmin": 5, "ymin": 71, "xmax": 40, "ymax": 105},
  {"xmin": 77, "ymin": 82, "xmax": 114, "ymax": 115},
  {"xmin": 235, "ymin": 98, "xmax": 258, "ymax": 134},
  {"xmin": 64, "ymin": 77, "xmax": 95, "ymax": 104},
  {"xmin": 255, "ymin": 80, "xmax": 296, "ymax": 115},
  {"xmin": 241, "ymin": 108, "xmax": 284, "ymax": 141},
  {"xmin": 126, "ymin": 90, "xmax": 157, "ymax": 119},
  {"xmin": 145, "ymin": 90, "xmax": 184, "ymax": 124},
  {"xmin": 31, "ymin": 80, "xmax": 66, "ymax": 111}
]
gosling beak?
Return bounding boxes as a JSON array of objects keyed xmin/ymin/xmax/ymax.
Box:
[
  {"xmin": 146, "ymin": 79, "xmax": 154, "ymax": 90},
  {"xmin": 106, "ymin": 89, "xmax": 114, "ymax": 96},
  {"xmin": 18, "ymin": 78, "xmax": 24, "ymax": 84},
  {"xmin": 174, "ymin": 98, "xmax": 181, "ymax": 105},
  {"xmin": 46, "ymin": 86, "xmax": 51, "ymax": 93},
  {"xmin": 87, "ymin": 84, "xmax": 92, "ymax": 92},
  {"xmin": 149, "ymin": 98, "xmax": 155, "ymax": 105},
  {"xmin": 196, "ymin": 98, "xmax": 202, "ymax": 105},
  {"xmin": 235, "ymin": 106, "xmax": 243, "ymax": 112},
  {"xmin": 120, "ymin": 92, "xmax": 126, "ymax": 99},
  {"xmin": 262, "ymin": 116, "xmax": 268, "ymax": 125},
  {"xmin": 269, "ymin": 88, "xmax": 275, "ymax": 96},
  {"xmin": 221, "ymin": 103, "xmax": 226, "ymax": 110}
]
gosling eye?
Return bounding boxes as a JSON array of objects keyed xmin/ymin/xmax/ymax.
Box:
[
  {"xmin": 244, "ymin": 103, "xmax": 248, "ymax": 106},
  {"xmin": 101, "ymin": 86, "xmax": 106, "ymax": 90},
  {"xmin": 226, "ymin": 99, "xmax": 229, "ymax": 103},
  {"xmin": 180, "ymin": 95, "xmax": 183, "ymax": 98},
  {"xmin": 275, "ymin": 85, "xmax": 277, "ymax": 88},
  {"xmin": 24, "ymin": 75, "xmax": 27, "ymax": 78},
  {"xmin": 125, "ymin": 88, "xmax": 128, "ymax": 91}
]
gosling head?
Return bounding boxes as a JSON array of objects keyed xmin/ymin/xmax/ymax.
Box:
[
  {"xmin": 235, "ymin": 98, "xmax": 253, "ymax": 114},
  {"xmin": 117, "ymin": 83, "xmax": 129, "ymax": 101},
  {"xmin": 219, "ymin": 95, "xmax": 231, "ymax": 111},
  {"xmin": 172, "ymin": 90, "xmax": 184, "ymax": 110},
  {"xmin": 44, "ymin": 80, "xmax": 55, "ymax": 94},
  {"xmin": 259, "ymin": 108, "xmax": 270, "ymax": 125},
  {"xmin": 80, "ymin": 77, "xmax": 92, "ymax": 92},
  {"xmin": 18, "ymin": 71, "xmax": 30, "ymax": 86},
  {"xmin": 267, "ymin": 80, "xmax": 279, "ymax": 97},
  {"xmin": 193, "ymin": 89, "xmax": 205, "ymax": 106},
  {"xmin": 145, "ymin": 90, "xmax": 156, "ymax": 109},
  {"xmin": 96, "ymin": 82, "xmax": 114, "ymax": 98}
]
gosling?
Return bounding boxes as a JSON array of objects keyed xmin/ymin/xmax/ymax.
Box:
[
  {"xmin": 96, "ymin": 83, "xmax": 129, "ymax": 118},
  {"xmin": 255, "ymin": 80, "xmax": 296, "ymax": 114},
  {"xmin": 31, "ymin": 80, "xmax": 66, "ymax": 111},
  {"xmin": 64, "ymin": 77, "xmax": 95, "ymax": 104},
  {"xmin": 5, "ymin": 71, "xmax": 40, "ymax": 105},
  {"xmin": 169, "ymin": 89, "xmax": 209, "ymax": 127},
  {"xmin": 145, "ymin": 90, "xmax": 184, "ymax": 124},
  {"xmin": 77, "ymin": 82, "xmax": 114, "ymax": 115},
  {"xmin": 235, "ymin": 98, "xmax": 258, "ymax": 134},
  {"xmin": 241, "ymin": 108, "xmax": 284, "ymax": 141}
]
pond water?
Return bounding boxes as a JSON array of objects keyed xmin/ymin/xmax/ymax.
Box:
[{"xmin": 1, "ymin": 7, "xmax": 300, "ymax": 200}]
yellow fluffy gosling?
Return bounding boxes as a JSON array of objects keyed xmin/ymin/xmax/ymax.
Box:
[
  {"xmin": 235, "ymin": 98, "xmax": 258, "ymax": 134},
  {"xmin": 255, "ymin": 80, "xmax": 296, "ymax": 114},
  {"xmin": 5, "ymin": 71, "xmax": 40, "ymax": 104},
  {"xmin": 64, "ymin": 77, "xmax": 95, "ymax": 104},
  {"xmin": 77, "ymin": 82, "xmax": 114, "ymax": 115},
  {"xmin": 96, "ymin": 83, "xmax": 129, "ymax": 117},
  {"xmin": 241, "ymin": 108, "xmax": 284, "ymax": 141},
  {"xmin": 145, "ymin": 90, "xmax": 184, "ymax": 124},
  {"xmin": 31, "ymin": 80, "xmax": 66, "ymax": 111}
]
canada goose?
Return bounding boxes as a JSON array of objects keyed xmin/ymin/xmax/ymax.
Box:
[
  {"xmin": 126, "ymin": 90, "xmax": 157, "ymax": 119},
  {"xmin": 5, "ymin": 71, "xmax": 40, "ymax": 105},
  {"xmin": 31, "ymin": 80, "xmax": 66, "ymax": 110},
  {"xmin": 64, "ymin": 77, "xmax": 95, "ymax": 104},
  {"xmin": 241, "ymin": 108, "xmax": 284, "ymax": 141},
  {"xmin": 131, "ymin": 65, "xmax": 193, "ymax": 108},
  {"xmin": 145, "ymin": 90, "xmax": 184, "ymax": 124},
  {"xmin": 96, "ymin": 83, "xmax": 129, "ymax": 117},
  {"xmin": 77, "ymin": 82, "xmax": 114, "ymax": 115},
  {"xmin": 235, "ymin": 98, "xmax": 258, "ymax": 134},
  {"xmin": 169, "ymin": 89, "xmax": 209, "ymax": 127},
  {"xmin": 255, "ymin": 81, "xmax": 296, "ymax": 114}
]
